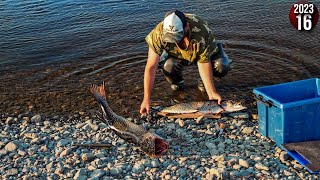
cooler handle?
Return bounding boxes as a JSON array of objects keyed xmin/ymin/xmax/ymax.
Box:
[{"xmin": 254, "ymin": 95, "xmax": 274, "ymax": 108}]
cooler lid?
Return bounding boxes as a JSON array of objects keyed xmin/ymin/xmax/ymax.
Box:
[{"xmin": 282, "ymin": 141, "xmax": 320, "ymax": 174}]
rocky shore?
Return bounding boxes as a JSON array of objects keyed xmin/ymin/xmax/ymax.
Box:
[{"xmin": 0, "ymin": 112, "xmax": 318, "ymax": 179}]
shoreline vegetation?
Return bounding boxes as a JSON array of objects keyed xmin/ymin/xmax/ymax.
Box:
[{"xmin": 0, "ymin": 111, "xmax": 318, "ymax": 179}]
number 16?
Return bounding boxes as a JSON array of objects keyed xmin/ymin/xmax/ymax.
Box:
[{"xmin": 296, "ymin": 14, "xmax": 312, "ymax": 30}]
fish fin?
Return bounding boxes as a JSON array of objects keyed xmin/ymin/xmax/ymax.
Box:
[
  {"xmin": 215, "ymin": 109, "xmax": 225, "ymax": 116},
  {"xmin": 90, "ymin": 81, "xmax": 107, "ymax": 101},
  {"xmin": 170, "ymin": 98, "xmax": 180, "ymax": 105},
  {"xmin": 95, "ymin": 110, "xmax": 112, "ymax": 127},
  {"xmin": 95, "ymin": 111, "xmax": 111, "ymax": 127},
  {"xmin": 113, "ymin": 130, "xmax": 137, "ymax": 145},
  {"xmin": 99, "ymin": 81, "xmax": 107, "ymax": 99}
]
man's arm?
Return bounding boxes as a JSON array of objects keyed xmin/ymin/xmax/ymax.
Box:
[
  {"xmin": 197, "ymin": 61, "xmax": 222, "ymax": 104},
  {"xmin": 140, "ymin": 47, "xmax": 160, "ymax": 114}
]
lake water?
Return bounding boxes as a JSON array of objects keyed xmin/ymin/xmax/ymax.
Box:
[{"xmin": 1, "ymin": 0, "xmax": 319, "ymax": 117}]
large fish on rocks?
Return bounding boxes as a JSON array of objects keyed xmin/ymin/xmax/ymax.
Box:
[
  {"xmin": 90, "ymin": 82, "xmax": 169, "ymax": 158},
  {"xmin": 160, "ymin": 100, "xmax": 246, "ymax": 114}
]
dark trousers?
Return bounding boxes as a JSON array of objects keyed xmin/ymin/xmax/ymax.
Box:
[{"xmin": 159, "ymin": 42, "xmax": 231, "ymax": 85}]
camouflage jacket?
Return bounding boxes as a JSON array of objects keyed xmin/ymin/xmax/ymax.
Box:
[{"xmin": 145, "ymin": 13, "xmax": 218, "ymax": 63}]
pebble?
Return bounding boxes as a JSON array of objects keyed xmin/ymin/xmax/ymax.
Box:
[
  {"xmin": 164, "ymin": 174, "xmax": 171, "ymax": 180},
  {"xmin": 76, "ymin": 123, "xmax": 86, "ymax": 129},
  {"xmin": 227, "ymin": 158, "xmax": 237, "ymax": 166},
  {"xmin": 261, "ymin": 170, "xmax": 270, "ymax": 175},
  {"xmin": 94, "ymin": 152, "xmax": 106, "ymax": 158},
  {"xmin": 18, "ymin": 150, "xmax": 27, "ymax": 157},
  {"xmin": 217, "ymin": 143, "xmax": 225, "ymax": 149},
  {"xmin": 255, "ymin": 163, "xmax": 269, "ymax": 171},
  {"xmin": 60, "ymin": 148, "xmax": 73, "ymax": 157},
  {"xmin": 0, "ymin": 142, "xmax": 4, "ymax": 149},
  {"xmin": 210, "ymin": 149, "xmax": 219, "ymax": 156},
  {"xmin": 293, "ymin": 164, "xmax": 303, "ymax": 170},
  {"xmin": 233, "ymin": 164, "xmax": 241, "ymax": 170},
  {"xmin": 151, "ymin": 159, "xmax": 160, "ymax": 168},
  {"xmin": 81, "ymin": 153, "xmax": 95, "ymax": 162},
  {"xmin": 57, "ymin": 139, "xmax": 71, "ymax": 147},
  {"xmin": 24, "ymin": 133, "xmax": 37, "ymax": 139},
  {"xmin": 7, "ymin": 168, "xmax": 18, "ymax": 176},
  {"xmin": 6, "ymin": 117, "xmax": 14, "ymax": 125},
  {"xmin": 214, "ymin": 155, "xmax": 225, "ymax": 162},
  {"xmin": 280, "ymin": 151, "xmax": 289, "ymax": 162},
  {"xmin": 132, "ymin": 163, "xmax": 144, "ymax": 174},
  {"xmin": 225, "ymin": 139, "xmax": 232, "ymax": 144},
  {"xmin": 284, "ymin": 170, "xmax": 293, "ymax": 176},
  {"xmin": 55, "ymin": 168, "xmax": 64, "ymax": 175},
  {"xmin": 43, "ymin": 120, "xmax": 51, "ymax": 127},
  {"xmin": 239, "ymin": 169, "xmax": 252, "ymax": 176},
  {"xmin": 74, "ymin": 169, "xmax": 87, "ymax": 180},
  {"xmin": 90, "ymin": 169, "xmax": 105, "ymax": 179},
  {"xmin": 110, "ymin": 167, "xmax": 121, "ymax": 175},
  {"xmin": 46, "ymin": 162, "xmax": 53, "ymax": 172},
  {"xmin": 89, "ymin": 123, "xmax": 99, "ymax": 131},
  {"xmin": 0, "ymin": 113, "xmax": 317, "ymax": 179},
  {"xmin": 239, "ymin": 159, "xmax": 249, "ymax": 168},
  {"xmin": 205, "ymin": 142, "xmax": 216, "ymax": 149},
  {"xmin": 30, "ymin": 114, "xmax": 42, "ymax": 123},
  {"xmin": 178, "ymin": 119, "xmax": 185, "ymax": 127},
  {"xmin": 242, "ymin": 127, "xmax": 254, "ymax": 135},
  {"xmin": 196, "ymin": 116, "xmax": 204, "ymax": 124},
  {"xmin": 252, "ymin": 114, "xmax": 258, "ymax": 120},
  {"xmin": 229, "ymin": 113, "xmax": 249, "ymax": 119},
  {"xmin": 205, "ymin": 129, "xmax": 213, "ymax": 135},
  {"xmin": 178, "ymin": 168, "xmax": 187, "ymax": 177},
  {"xmin": 5, "ymin": 141, "xmax": 18, "ymax": 152},
  {"xmin": 209, "ymin": 168, "xmax": 225, "ymax": 178}
]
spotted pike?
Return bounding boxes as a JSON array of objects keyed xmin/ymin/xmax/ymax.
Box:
[
  {"xmin": 90, "ymin": 82, "xmax": 169, "ymax": 158},
  {"xmin": 160, "ymin": 100, "xmax": 246, "ymax": 114}
]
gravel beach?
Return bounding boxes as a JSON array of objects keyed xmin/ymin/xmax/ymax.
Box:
[{"xmin": 0, "ymin": 112, "xmax": 318, "ymax": 179}]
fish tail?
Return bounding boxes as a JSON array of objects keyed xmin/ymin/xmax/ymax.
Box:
[
  {"xmin": 90, "ymin": 81, "xmax": 114, "ymax": 126},
  {"xmin": 90, "ymin": 81, "xmax": 107, "ymax": 103}
]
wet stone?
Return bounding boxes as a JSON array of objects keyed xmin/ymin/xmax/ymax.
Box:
[{"xmin": 30, "ymin": 114, "xmax": 42, "ymax": 123}]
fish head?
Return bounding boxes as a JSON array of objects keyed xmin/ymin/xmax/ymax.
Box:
[
  {"xmin": 221, "ymin": 100, "xmax": 247, "ymax": 112},
  {"xmin": 139, "ymin": 132, "xmax": 169, "ymax": 158}
]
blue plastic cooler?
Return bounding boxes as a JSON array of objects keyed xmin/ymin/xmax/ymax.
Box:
[{"xmin": 253, "ymin": 78, "xmax": 320, "ymax": 146}]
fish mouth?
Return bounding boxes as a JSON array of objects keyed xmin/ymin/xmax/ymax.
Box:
[{"xmin": 153, "ymin": 137, "xmax": 169, "ymax": 158}]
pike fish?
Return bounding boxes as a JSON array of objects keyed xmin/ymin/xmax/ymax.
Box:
[
  {"xmin": 160, "ymin": 100, "xmax": 246, "ymax": 114},
  {"xmin": 90, "ymin": 82, "xmax": 169, "ymax": 158}
]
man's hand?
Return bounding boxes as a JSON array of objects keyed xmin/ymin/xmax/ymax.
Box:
[
  {"xmin": 197, "ymin": 61, "xmax": 222, "ymax": 104},
  {"xmin": 140, "ymin": 98, "xmax": 151, "ymax": 115},
  {"xmin": 208, "ymin": 91, "xmax": 222, "ymax": 104}
]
